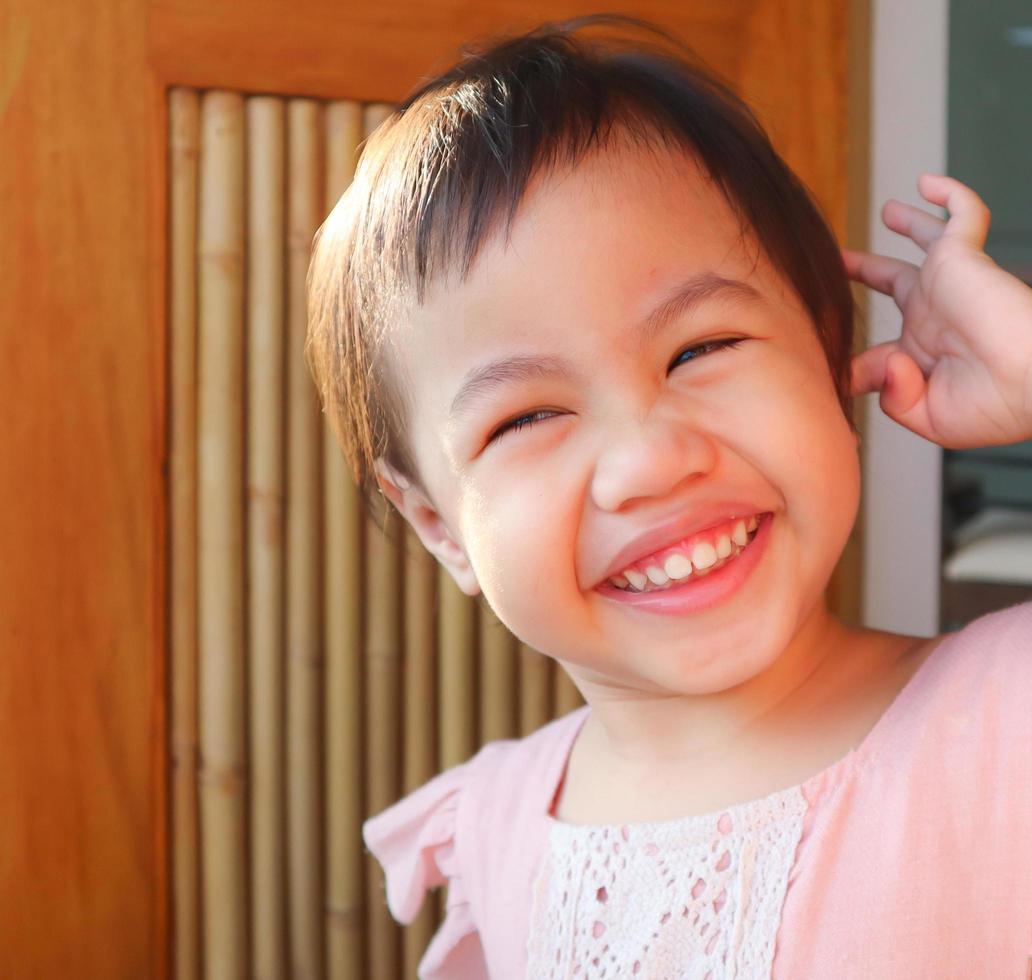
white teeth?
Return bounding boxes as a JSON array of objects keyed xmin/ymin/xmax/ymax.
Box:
[
  {"xmin": 625, "ymin": 569, "xmax": 648, "ymax": 591},
  {"xmin": 731, "ymin": 520, "xmax": 748, "ymax": 547},
  {"xmin": 645, "ymin": 565, "xmax": 669, "ymax": 585},
  {"xmin": 663, "ymin": 552, "xmax": 693, "ymax": 580},
  {"xmin": 690, "ymin": 541, "xmax": 717, "ymax": 571},
  {"xmin": 610, "ymin": 514, "xmax": 767, "ymax": 593}
]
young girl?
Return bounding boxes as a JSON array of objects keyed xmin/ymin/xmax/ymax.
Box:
[{"xmin": 306, "ymin": 15, "xmax": 1032, "ymax": 979}]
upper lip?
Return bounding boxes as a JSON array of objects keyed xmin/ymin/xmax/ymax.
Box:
[{"xmin": 594, "ymin": 501, "xmax": 771, "ymax": 587}]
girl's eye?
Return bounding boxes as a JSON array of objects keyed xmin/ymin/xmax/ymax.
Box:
[
  {"xmin": 488, "ymin": 409, "xmax": 558, "ymax": 443},
  {"xmin": 669, "ymin": 337, "xmax": 745, "ymax": 372},
  {"xmin": 487, "ymin": 339, "xmax": 745, "ymax": 444}
]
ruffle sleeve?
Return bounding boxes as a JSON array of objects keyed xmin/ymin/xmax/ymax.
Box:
[{"xmin": 362, "ymin": 762, "xmax": 488, "ymax": 979}]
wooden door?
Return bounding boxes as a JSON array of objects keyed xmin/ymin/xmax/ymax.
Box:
[{"xmin": 0, "ymin": 1, "xmax": 864, "ymax": 976}]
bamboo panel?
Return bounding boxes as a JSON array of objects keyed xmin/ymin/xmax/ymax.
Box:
[
  {"xmin": 554, "ymin": 663, "xmax": 583, "ymax": 717},
  {"xmin": 322, "ymin": 98, "xmax": 367, "ymax": 980},
  {"xmin": 401, "ymin": 528, "xmax": 439, "ymax": 975},
  {"xmin": 286, "ymin": 97, "xmax": 326, "ymax": 980},
  {"xmin": 519, "ymin": 644, "xmax": 553, "ymax": 737},
  {"xmin": 168, "ymin": 86, "xmax": 200, "ymax": 980},
  {"xmin": 197, "ymin": 90, "xmax": 248, "ymax": 980},
  {"xmin": 478, "ymin": 601, "xmax": 518, "ymax": 743},
  {"xmin": 360, "ymin": 100, "xmax": 404, "ymax": 980},
  {"xmin": 246, "ymin": 95, "xmax": 287, "ymax": 980}
]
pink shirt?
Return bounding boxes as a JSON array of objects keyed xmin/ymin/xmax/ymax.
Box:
[{"xmin": 363, "ymin": 601, "xmax": 1032, "ymax": 978}]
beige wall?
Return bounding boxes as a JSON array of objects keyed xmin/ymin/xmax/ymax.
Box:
[{"xmin": 861, "ymin": 0, "xmax": 948, "ymax": 635}]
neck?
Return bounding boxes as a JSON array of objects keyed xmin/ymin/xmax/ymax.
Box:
[{"xmin": 563, "ymin": 599, "xmax": 857, "ymax": 771}]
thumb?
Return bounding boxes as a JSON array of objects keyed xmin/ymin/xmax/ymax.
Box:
[
  {"xmin": 850, "ymin": 340, "xmax": 901, "ymax": 397},
  {"xmin": 878, "ymin": 350, "xmax": 934, "ymax": 439}
]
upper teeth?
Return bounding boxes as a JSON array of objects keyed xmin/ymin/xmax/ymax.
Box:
[{"xmin": 609, "ymin": 514, "xmax": 761, "ymax": 591}]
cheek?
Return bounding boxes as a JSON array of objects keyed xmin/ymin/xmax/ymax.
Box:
[
  {"xmin": 776, "ymin": 366, "xmax": 861, "ymax": 552},
  {"xmin": 462, "ymin": 483, "xmax": 542, "ymax": 582},
  {"xmin": 736, "ymin": 347, "xmax": 860, "ymax": 539},
  {"xmin": 465, "ymin": 482, "xmax": 582, "ymax": 636}
]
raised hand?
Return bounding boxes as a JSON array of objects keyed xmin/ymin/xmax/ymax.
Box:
[{"xmin": 844, "ymin": 173, "xmax": 1032, "ymax": 449}]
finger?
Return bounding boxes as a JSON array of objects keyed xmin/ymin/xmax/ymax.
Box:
[
  {"xmin": 877, "ymin": 350, "xmax": 936, "ymax": 441},
  {"xmin": 880, "ymin": 199, "xmax": 948, "ymax": 253},
  {"xmin": 916, "ymin": 173, "xmax": 991, "ymax": 249},
  {"xmin": 850, "ymin": 340, "xmax": 900, "ymax": 397},
  {"xmin": 841, "ymin": 249, "xmax": 920, "ymax": 309}
]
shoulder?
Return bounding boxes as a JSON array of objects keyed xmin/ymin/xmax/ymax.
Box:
[
  {"xmin": 952, "ymin": 598, "xmax": 1032, "ymax": 705},
  {"xmin": 896, "ymin": 599, "xmax": 1032, "ymax": 746},
  {"xmin": 466, "ymin": 706, "xmax": 589, "ymax": 805},
  {"xmin": 957, "ymin": 597, "xmax": 1032, "ymax": 644},
  {"xmin": 847, "ymin": 601, "xmax": 1032, "ymax": 837},
  {"xmin": 930, "ymin": 599, "xmax": 1032, "ymax": 682},
  {"xmin": 360, "ymin": 709, "xmax": 588, "ymax": 977},
  {"xmin": 917, "ymin": 600, "xmax": 1032, "ymax": 815},
  {"xmin": 361, "ymin": 706, "xmax": 588, "ymax": 914},
  {"xmin": 361, "ymin": 759, "xmax": 471, "ymax": 924}
]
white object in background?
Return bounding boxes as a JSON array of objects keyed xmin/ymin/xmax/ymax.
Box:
[{"xmin": 943, "ymin": 507, "xmax": 1032, "ymax": 584}]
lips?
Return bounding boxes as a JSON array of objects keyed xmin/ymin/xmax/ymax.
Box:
[{"xmin": 594, "ymin": 501, "xmax": 772, "ymax": 588}]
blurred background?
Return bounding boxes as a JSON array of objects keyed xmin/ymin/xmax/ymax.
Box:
[
  {"xmin": 938, "ymin": 0, "xmax": 1032, "ymax": 630},
  {"xmin": 0, "ymin": 0, "xmax": 1028, "ymax": 977}
]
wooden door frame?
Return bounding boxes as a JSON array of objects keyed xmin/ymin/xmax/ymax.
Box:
[{"xmin": 0, "ymin": 2, "xmax": 865, "ymax": 975}]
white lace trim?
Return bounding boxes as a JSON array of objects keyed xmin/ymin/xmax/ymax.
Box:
[{"xmin": 526, "ymin": 785, "xmax": 809, "ymax": 979}]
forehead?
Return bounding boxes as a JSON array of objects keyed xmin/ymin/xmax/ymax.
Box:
[{"xmin": 390, "ymin": 141, "xmax": 797, "ymax": 425}]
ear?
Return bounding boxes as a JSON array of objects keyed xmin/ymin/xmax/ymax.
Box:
[{"xmin": 373, "ymin": 459, "xmax": 481, "ymax": 596}]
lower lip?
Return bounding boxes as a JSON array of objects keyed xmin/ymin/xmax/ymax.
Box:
[{"xmin": 596, "ymin": 512, "xmax": 774, "ymax": 616}]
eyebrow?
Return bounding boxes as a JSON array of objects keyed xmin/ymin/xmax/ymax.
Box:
[{"xmin": 447, "ymin": 272, "xmax": 765, "ymax": 422}]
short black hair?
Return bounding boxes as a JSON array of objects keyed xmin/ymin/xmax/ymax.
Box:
[{"xmin": 307, "ymin": 13, "xmax": 856, "ymax": 516}]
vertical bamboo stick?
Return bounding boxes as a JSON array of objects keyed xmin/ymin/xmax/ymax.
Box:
[
  {"xmin": 360, "ymin": 101, "xmax": 404, "ymax": 980},
  {"xmin": 436, "ymin": 566, "xmax": 475, "ymax": 959},
  {"xmin": 478, "ymin": 600, "xmax": 517, "ymax": 743},
  {"xmin": 554, "ymin": 663, "xmax": 584, "ymax": 717},
  {"xmin": 322, "ymin": 99, "xmax": 367, "ymax": 980},
  {"xmin": 286, "ymin": 97, "xmax": 326, "ymax": 980},
  {"xmin": 519, "ymin": 644, "xmax": 553, "ymax": 737},
  {"xmin": 402, "ymin": 529, "xmax": 439, "ymax": 976},
  {"xmin": 438, "ymin": 568, "xmax": 476, "ymax": 768},
  {"xmin": 246, "ymin": 94, "xmax": 287, "ymax": 980},
  {"xmin": 169, "ymin": 85, "xmax": 200, "ymax": 980},
  {"xmin": 197, "ymin": 89, "xmax": 247, "ymax": 980},
  {"xmin": 435, "ymin": 568, "xmax": 475, "ymax": 961},
  {"xmin": 364, "ymin": 494, "xmax": 403, "ymax": 980},
  {"xmin": 401, "ymin": 528, "xmax": 437, "ymax": 790}
]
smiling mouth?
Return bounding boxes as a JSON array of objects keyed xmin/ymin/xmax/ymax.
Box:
[
  {"xmin": 615, "ymin": 530, "xmax": 758, "ymax": 593},
  {"xmin": 602, "ymin": 514, "xmax": 767, "ymax": 593}
]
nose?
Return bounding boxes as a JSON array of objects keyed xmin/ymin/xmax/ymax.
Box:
[{"xmin": 590, "ymin": 413, "xmax": 718, "ymax": 513}]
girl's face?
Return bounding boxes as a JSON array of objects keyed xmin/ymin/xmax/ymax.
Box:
[{"xmin": 379, "ymin": 142, "xmax": 860, "ymax": 700}]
